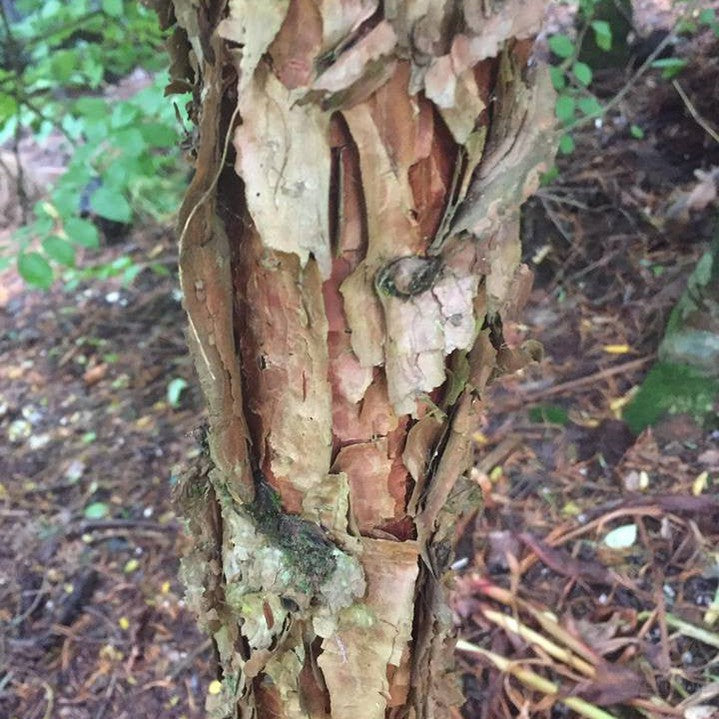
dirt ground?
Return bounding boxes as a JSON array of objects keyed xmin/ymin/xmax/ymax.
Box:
[{"xmin": 1, "ymin": 15, "xmax": 719, "ymax": 719}]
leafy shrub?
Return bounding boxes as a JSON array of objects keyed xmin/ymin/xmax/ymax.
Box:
[
  {"xmin": 546, "ymin": 0, "xmax": 719, "ymax": 157},
  {"xmin": 0, "ymin": 0, "xmax": 188, "ymax": 288},
  {"xmin": 546, "ymin": 0, "xmax": 622, "ymax": 155}
]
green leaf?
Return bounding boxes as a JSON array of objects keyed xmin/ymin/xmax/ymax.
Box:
[
  {"xmin": 42, "ymin": 235, "xmax": 76, "ymax": 266},
  {"xmin": 604, "ymin": 523, "xmax": 637, "ymax": 549},
  {"xmin": 528, "ymin": 404, "xmax": 570, "ymax": 425},
  {"xmin": 84, "ymin": 501, "xmax": 109, "ymax": 519},
  {"xmin": 50, "ymin": 50, "xmax": 77, "ymax": 83},
  {"xmin": 90, "ymin": 186, "xmax": 132, "ymax": 223},
  {"xmin": 103, "ymin": 158, "xmax": 140, "ymax": 191},
  {"xmin": 572, "ymin": 61, "xmax": 592, "ymax": 87},
  {"xmin": 18, "ymin": 252, "xmax": 53, "ymax": 289},
  {"xmin": 548, "ymin": 34, "xmax": 575, "ymax": 59},
  {"xmin": 578, "ymin": 96, "xmax": 603, "ymax": 117},
  {"xmin": 651, "ymin": 58, "xmax": 688, "ymax": 79},
  {"xmin": 65, "ymin": 217, "xmax": 100, "ymax": 248},
  {"xmin": 73, "ymin": 97, "xmax": 108, "ymax": 120},
  {"xmin": 80, "ymin": 117, "xmax": 111, "ymax": 145},
  {"xmin": 113, "ymin": 127, "xmax": 147, "ymax": 158},
  {"xmin": 591, "ymin": 20, "xmax": 612, "ymax": 51},
  {"xmin": 555, "ymin": 94, "xmax": 576, "ymax": 123},
  {"xmin": 41, "ymin": 0, "xmax": 62, "ymax": 18},
  {"xmin": 138, "ymin": 122, "xmax": 176, "ymax": 147},
  {"xmin": 122, "ymin": 264, "xmax": 143, "ymax": 285},
  {"xmin": 86, "ymin": 59, "xmax": 107, "ymax": 90},
  {"xmin": 558, "ymin": 133, "xmax": 575, "ymax": 155},
  {"xmin": 549, "ymin": 66, "xmax": 566, "ymax": 91},
  {"xmin": 0, "ymin": 93, "xmax": 18, "ymax": 123},
  {"xmin": 111, "ymin": 102, "xmax": 141, "ymax": 129},
  {"xmin": 577, "ymin": 0, "xmax": 596, "ymax": 18},
  {"xmin": 102, "ymin": 0, "xmax": 123, "ymax": 17},
  {"xmin": 150, "ymin": 263, "xmax": 171, "ymax": 277},
  {"xmin": 699, "ymin": 8, "xmax": 716, "ymax": 26},
  {"xmin": 624, "ymin": 362, "xmax": 719, "ymax": 433},
  {"xmin": 167, "ymin": 377, "xmax": 189, "ymax": 407},
  {"xmin": 110, "ymin": 256, "xmax": 133, "ymax": 271},
  {"xmin": 540, "ymin": 166, "xmax": 560, "ymax": 186},
  {"xmin": 630, "ymin": 124, "xmax": 644, "ymax": 139},
  {"xmin": 52, "ymin": 188, "xmax": 82, "ymax": 217}
]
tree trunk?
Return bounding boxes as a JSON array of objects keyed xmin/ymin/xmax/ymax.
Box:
[{"xmin": 156, "ymin": 1, "xmax": 556, "ymax": 717}]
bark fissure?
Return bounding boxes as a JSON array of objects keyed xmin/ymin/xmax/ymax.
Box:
[{"xmin": 155, "ymin": 0, "xmax": 557, "ymax": 715}]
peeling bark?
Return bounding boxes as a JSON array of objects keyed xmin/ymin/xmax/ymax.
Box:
[{"xmin": 154, "ymin": 0, "xmax": 556, "ymax": 716}]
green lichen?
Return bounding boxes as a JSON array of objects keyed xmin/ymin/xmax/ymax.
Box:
[{"xmin": 247, "ymin": 474, "xmax": 338, "ymax": 592}]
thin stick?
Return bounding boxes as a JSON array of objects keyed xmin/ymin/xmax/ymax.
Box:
[
  {"xmin": 41, "ymin": 680, "xmax": 55, "ymax": 719},
  {"xmin": 499, "ymin": 354, "xmax": 655, "ymax": 409},
  {"xmin": 457, "ymin": 640, "xmax": 620, "ymax": 719},
  {"xmin": 476, "ymin": 582, "xmax": 600, "ymax": 665},
  {"xmin": 481, "ymin": 607, "xmax": 596, "ymax": 677},
  {"xmin": 638, "ymin": 611, "xmax": 719, "ymax": 650},
  {"xmin": 167, "ymin": 637, "xmax": 214, "ymax": 679},
  {"xmin": 567, "ymin": 31, "xmax": 678, "ymax": 131},
  {"xmin": 672, "ymin": 80, "xmax": 719, "ymax": 144}
]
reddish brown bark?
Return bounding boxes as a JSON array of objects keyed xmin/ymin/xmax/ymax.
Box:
[{"xmin": 157, "ymin": 1, "xmax": 557, "ymax": 717}]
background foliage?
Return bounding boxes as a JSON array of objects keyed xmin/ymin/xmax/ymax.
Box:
[{"xmin": 0, "ymin": 0, "xmax": 188, "ymax": 288}]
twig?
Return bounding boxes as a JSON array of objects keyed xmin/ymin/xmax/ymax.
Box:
[
  {"xmin": 17, "ymin": 93, "xmax": 76, "ymax": 144},
  {"xmin": 0, "ymin": 2, "xmax": 30, "ymax": 223},
  {"xmin": 476, "ymin": 436, "xmax": 522, "ymax": 473},
  {"xmin": 537, "ymin": 189, "xmax": 590, "ymax": 210},
  {"xmin": 475, "ymin": 580, "xmax": 601, "ymax": 665},
  {"xmin": 166, "ymin": 637, "xmax": 213, "ymax": 679},
  {"xmin": 41, "ymin": 680, "xmax": 54, "ymax": 719},
  {"xmin": 481, "ymin": 606, "xmax": 596, "ymax": 677},
  {"xmin": 457, "ymin": 640, "xmax": 620, "ymax": 719},
  {"xmin": 68, "ymin": 518, "xmax": 180, "ymax": 538},
  {"xmin": 11, "ymin": 120, "xmax": 28, "ymax": 224},
  {"xmin": 567, "ymin": 31, "xmax": 679, "ymax": 131},
  {"xmin": 672, "ymin": 80, "xmax": 719, "ymax": 144},
  {"xmin": 11, "ymin": 581, "xmax": 49, "ymax": 627},
  {"xmin": 637, "ymin": 611, "xmax": 719, "ymax": 650},
  {"xmin": 498, "ymin": 354, "xmax": 655, "ymax": 409},
  {"xmin": 93, "ymin": 672, "xmax": 118, "ymax": 719}
]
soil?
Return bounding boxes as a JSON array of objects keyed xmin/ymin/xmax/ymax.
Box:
[
  {"xmin": 0, "ymin": 228, "xmax": 209, "ymax": 718},
  {"xmin": 1, "ymin": 16, "xmax": 718, "ymax": 719}
]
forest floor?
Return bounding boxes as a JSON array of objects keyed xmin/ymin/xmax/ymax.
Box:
[{"xmin": 1, "ymin": 17, "xmax": 719, "ymax": 719}]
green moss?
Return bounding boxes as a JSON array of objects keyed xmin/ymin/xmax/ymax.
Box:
[{"xmin": 248, "ymin": 476, "xmax": 337, "ymax": 592}]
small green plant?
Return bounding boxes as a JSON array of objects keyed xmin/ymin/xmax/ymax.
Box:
[
  {"xmin": 676, "ymin": 7, "xmax": 719, "ymax": 41},
  {"xmin": 167, "ymin": 377, "xmax": 189, "ymax": 408},
  {"xmin": 0, "ymin": 0, "xmax": 189, "ymax": 288},
  {"xmin": 623, "ymin": 361, "xmax": 719, "ymax": 433},
  {"xmin": 546, "ymin": 2, "xmax": 719, "ymax": 161},
  {"xmin": 546, "ymin": 0, "xmax": 617, "ymax": 155},
  {"xmin": 528, "ymin": 404, "xmax": 570, "ymax": 426},
  {"xmin": 649, "ymin": 9, "xmax": 718, "ymax": 78}
]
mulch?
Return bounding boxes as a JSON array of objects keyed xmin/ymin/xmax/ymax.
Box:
[{"xmin": 456, "ymin": 29, "xmax": 719, "ymax": 719}]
